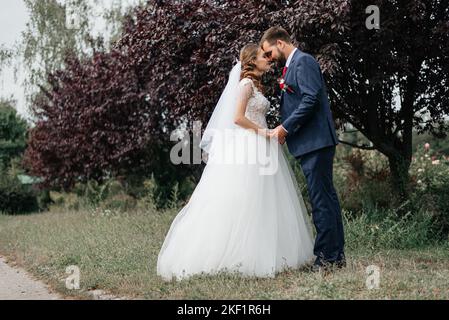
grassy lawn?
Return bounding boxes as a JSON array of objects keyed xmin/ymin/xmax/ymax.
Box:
[{"xmin": 0, "ymin": 208, "xmax": 448, "ymax": 300}]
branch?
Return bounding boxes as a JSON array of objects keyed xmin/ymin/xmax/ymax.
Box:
[
  {"xmin": 342, "ymin": 129, "xmax": 360, "ymax": 134},
  {"xmin": 392, "ymin": 124, "xmax": 401, "ymax": 137},
  {"xmin": 37, "ymin": 84, "xmax": 52, "ymax": 100},
  {"xmin": 338, "ymin": 139, "xmax": 376, "ymax": 150}
]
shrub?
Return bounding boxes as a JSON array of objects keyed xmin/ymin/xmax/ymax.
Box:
[
  {"xmin": 409, "ymin": 144, "xmax": 449, "ymax": 239},
  {"xmin": 333, "ymin": 147, "xmax": 395, "ymax": 213},
  {"xmin": 72, "ymin": 178, "xmax": 126, "ymax": 208},
  {"xmin": 101, "ymin": 193, "xmax": 137, "ymax": 211},
  {"xmin": 0, "ymin": 164, "xmax": 39, "ymax": 214},
  {"xmin": 49, "ymin": 191, "xmax": 81, "ymax": 211},
  {"xmin": 344, "ymin": 206, "xmax": 437, "ymax": 251}
]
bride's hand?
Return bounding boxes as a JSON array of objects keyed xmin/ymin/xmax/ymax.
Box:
[
  {"xmin": 258, "ymin": 128, "xmax": 272, "ymax": 138},
  {"xmin": 265, "ymin": 129, "xmax": 273, "ymax": 139}
]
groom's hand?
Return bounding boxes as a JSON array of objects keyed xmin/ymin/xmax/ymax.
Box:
[{"xmin": 270, "ymin": 125, "xmax": 288, "ymax": 145}]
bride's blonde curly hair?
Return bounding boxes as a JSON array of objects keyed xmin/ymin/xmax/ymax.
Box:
[{"xmin": 239, "ymin": 43, "xmax": 264, "ymax": 93}]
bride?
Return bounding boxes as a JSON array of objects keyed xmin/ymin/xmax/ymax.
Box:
[{"xmin": 156, "ymin": 43, "xmax": 315, "ymax": 281}]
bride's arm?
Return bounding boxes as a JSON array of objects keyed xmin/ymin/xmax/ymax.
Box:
[{"xmin": 233, "ymin": 82, "xmax": 270, "ymax": 137}]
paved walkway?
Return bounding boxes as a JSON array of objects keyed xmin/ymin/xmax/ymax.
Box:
[{"xmin": 0, "ymin": 256, "xmax": 62, "ymax": 300}]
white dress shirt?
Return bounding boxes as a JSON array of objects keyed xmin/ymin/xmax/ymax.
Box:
[
  {"xmin": 285, "ymin": 47, "xmax": 298, "ymax": 68},
  {"xmin": 280, "ymin": 48, "xmax": 298, "ymax": 135}
]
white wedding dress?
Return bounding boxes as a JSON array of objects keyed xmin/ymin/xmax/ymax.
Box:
[{"xmin": 157, "ymin": 77, "xmax": 315, "ymax": 281}]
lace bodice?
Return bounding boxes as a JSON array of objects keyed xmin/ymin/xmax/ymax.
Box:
[{"xmin": 238, "ymin": 78, "xmax": 270, "ymax": 128}]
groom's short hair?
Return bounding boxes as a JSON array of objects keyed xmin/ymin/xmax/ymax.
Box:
[{"xmin": 260, "ymin": 26, "xmax": 292, "ymax": 47}]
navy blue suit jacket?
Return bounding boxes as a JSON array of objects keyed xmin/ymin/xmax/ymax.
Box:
[{"xmin": 280, "ymin": 49, "xmax": 338, "ymax": 157}]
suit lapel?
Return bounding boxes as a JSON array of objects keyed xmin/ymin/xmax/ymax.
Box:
[
  {"xmin": 281, "ymin": 49, "xmax": 301, "ymax": 106},
  {"xmin": 284, "ymin": 48, "xmax": 301, "ymax": 81}
]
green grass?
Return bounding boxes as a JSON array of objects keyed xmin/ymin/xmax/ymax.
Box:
[{"xmin": 0, "ymin": 207, "xmax": 448, "ymax": 299}]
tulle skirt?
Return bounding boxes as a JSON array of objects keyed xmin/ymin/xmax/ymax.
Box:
[{"xmin": 156, "ymin": 128, "xmax": 315, "ymax": 281}]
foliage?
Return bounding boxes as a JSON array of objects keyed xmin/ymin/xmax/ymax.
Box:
[
  {"xmin": 409, "ymin": 144, "xmax": 449, "ymax": 238},
  {"xmin": 25, "ymin": 0, "xmax": 449, "ymax": 199},
  {"xmin": 101, "ymin": 193, "xmax": 137, "ymax": 211},
  {"xmin": 23, "ymin": 51, "xmax": 154, "ymax": 190},
  {"xmin": 334, "ymin": 147, "xmax": 395, "ymax": 212},
  {"xmin": 48, "ymin": 177, "xmax": 129, "ymax": 211},
  {"xmin": 0, "ymin": 44, "xmax": 12, "ymax": 74},
  {"xmin": 413, "ymin": 129, "xmax": 449, "ymax": 155},
  {"xmin": 331, "ymin": 143, "xmax": 449, "ymax": 240},
  {"xmin": 21, "ymin": 0, "xmax": 293, "ymax": 192},
  {"xmin": 0, "ymin": 162, "xmax": 39, "ymax": 215},
  {"xmin": 343, "ymin": 207, "xmax": 436, "ymax": 250},
  {"xmin": 322, "ymin": 0, "xmax": 449, "ymax": 194},
  {"xmin": 0, "ymin": 101, "xmax": 40, "ymax": 214},
  {"xmin": 16, "ymin": 0, "xmax": 141, "ymax": 110},
  {"xmin": 0, "ymin": 99, "xmax": 28, "ymax": 166}
]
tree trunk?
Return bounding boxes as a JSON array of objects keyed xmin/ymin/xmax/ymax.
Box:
[{"xmin": 387, "ymin": 152, "xmax": 411, "ymax": 201}]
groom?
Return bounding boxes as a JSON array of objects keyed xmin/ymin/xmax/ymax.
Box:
[{"xmin": 260, "ymin": 26, "xmax": 345, "ymax": 270}]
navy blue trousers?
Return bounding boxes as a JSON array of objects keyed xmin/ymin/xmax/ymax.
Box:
[{"xmin": 297, "ymin": 145, "xmax": 345, "ymax": 264}]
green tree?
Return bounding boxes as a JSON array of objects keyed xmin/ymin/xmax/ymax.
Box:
[
  {"xmin": 0, "ymin": 45, "xmax": 12, "ymax": 74},
  {"xmin": 0, "ymin": 99, "xmax": 28, "ymax": 167}
]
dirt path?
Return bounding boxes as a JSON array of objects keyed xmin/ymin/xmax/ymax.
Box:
[{"xmin": 0, "ymin": 256, "xmax": 62, "ymax": 300}]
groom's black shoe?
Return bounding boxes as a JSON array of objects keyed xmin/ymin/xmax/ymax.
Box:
[
  {"xmin": 310, "ymin": 258, "xmax": 331, "ymax": 273},
  {"xmin": 310, "ymin": 256, "xmax": 346, "ymax": 273},
  {"xmin": 335, "ymin": 252, "xmax": 347, "ymax": 269},
  {"xmin": 310, "ymin": 263, "xmax": 325, "ymax": 273},
  {"xmin": 334, "ymin": 259, "xmax": 346, "ymax": 269},
  {"xmin": 311, "ymin": 261, "xmax": 344, "ymax": 273},
  {"xmin": 310, "ymin": 262, "xmax": 334, "ymax": 273}
]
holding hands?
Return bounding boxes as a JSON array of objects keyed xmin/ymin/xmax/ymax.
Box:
[
  {"xmin": 268, "ymin": 125, "xmax": 288, "ymax": 145},
  {"xmin": 258, "ymin": 126, "xmax": 287, "ymax": 145}
]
